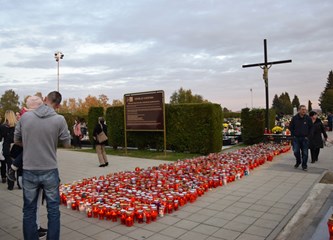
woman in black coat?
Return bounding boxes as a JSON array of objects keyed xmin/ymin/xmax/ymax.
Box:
[
  {"xmin": 0, "ymin": 110, "xmax": 19, "ymax": 190},
  {"xmin": 309, "ymin": 111, "xmax": 327, "ymax": 163},
  {"xmin": 93, "ymin": 117, "xmax": 109, "ymax": 167}
]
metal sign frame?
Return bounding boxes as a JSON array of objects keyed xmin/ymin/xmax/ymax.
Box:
[{"xmin": 124, "ymin": 90, "xmax": 166, "ymax": 155}]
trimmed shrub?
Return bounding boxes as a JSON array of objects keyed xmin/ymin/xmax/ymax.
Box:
[
  {"xmin": 166, "ymin": 103, "xmax": 222, "ymax": 154},
  {"xmin": 106, "ymin": 106, "xmax": 124, "ymax": 150},
  {"xmin": 241, "ymin": 108, "xmax": 276, "ymax": 145},
  {"xmin": 96, "ymin": 103, "xmax": 222, "ymax": 154}
]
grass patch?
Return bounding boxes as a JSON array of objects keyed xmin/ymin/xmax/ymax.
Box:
[
  {"xmin": 75, "ymin": 148, "xmax": 201, "ymax": 161},
  {"xmin": 73, "ymin": 144, "xmax": 245, "ymax": 161}
]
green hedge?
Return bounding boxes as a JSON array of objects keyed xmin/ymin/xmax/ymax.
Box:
[
  {"xmin": 101, "ymin": 103, "xmax": 222, "ymax": 154},
  {"xmin": 241, "ymin": 108, "xmax": 276, "ymax": 145},
  {"xmin": 106, "ymin": 106, "xmax": 124, "ymax": 150},
  {"xmin": 166, "ymin": 103, "xmax": 222, "ymax": 154}
]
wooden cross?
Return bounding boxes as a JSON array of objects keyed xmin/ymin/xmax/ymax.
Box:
[{"xmin": 242, "ymin": 39, "xmax": 292, "ymax": 130}]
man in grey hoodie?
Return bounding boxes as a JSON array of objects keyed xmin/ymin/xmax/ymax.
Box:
[{"xmin": 14, "ymin": 91, "xmax": 71, "ymax": 240}]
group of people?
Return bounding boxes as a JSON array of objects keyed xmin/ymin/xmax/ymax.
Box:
[
  {"xmin": 289, "ymin": 105, "xmax": 328, "ymax": 171},
  {"xmin": 0, "ymin": 91, "xmax": 110, "ymax": 239},
  {"xmin": 72, "ymin": 117, "xmax": 87, "ymax": 149},
  {"xmin": 0, "ymin": 92, "xmax": 71, "ymax": 239},
  {"xmin": 72, "ymin": 116, "xmax": 109, "ymax": 167}
]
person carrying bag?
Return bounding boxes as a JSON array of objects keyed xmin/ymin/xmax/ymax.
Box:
[
  {"xmin": 93, "ymin": 117, "xmax": 109, "ymax": 167},
  {"xmin": 97, "ymin": 123, "xmax": 108, "ymax": 143}
]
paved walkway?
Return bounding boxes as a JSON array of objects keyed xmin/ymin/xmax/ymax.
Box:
[{"xmin": 1, "ymin": 132, "xmax": 332, "ymax": 240}]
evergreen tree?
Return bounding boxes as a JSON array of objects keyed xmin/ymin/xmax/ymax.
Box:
[
  {"xmin": 308, "ymin": 100, "xmax": 312, "ymax": 112},
  {"xmin": 280, "ymin": 92, "xmax": 293, "ymax": 115},
  {"xmin": 0, "ymin": 89, "xmax": 20, "ymax": 117},
  {"xmin": 319, "ymin": 70, "xmax": 333, "ymax": 113},
  {"xmin": 272, "ymin": 94, "xmax": 282, "ymax": 113},
  {"xmin": 272, "ymin": 92, "xmax": 293, "ymax": 115},
  {"xmin": 291, "ymin": 95, "xmax": 300, "ymax": 109}
]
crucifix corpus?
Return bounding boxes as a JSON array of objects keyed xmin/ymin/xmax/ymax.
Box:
[{"xmin": 242, "ymin": 39, "xmax": 292, "ymax": 131}]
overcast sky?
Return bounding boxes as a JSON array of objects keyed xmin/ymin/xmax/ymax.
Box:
[{"xmin": 0, "ymin": 0, "xmax": 332, "ymax": 111}]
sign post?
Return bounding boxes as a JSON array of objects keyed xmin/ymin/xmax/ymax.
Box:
[{"xmin": 124, "ymin": 90, "xmax": 166, "ymax": 155}]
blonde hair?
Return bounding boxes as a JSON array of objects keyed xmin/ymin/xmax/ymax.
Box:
[{"xmin": 4, "ymin": 110, "xmax": 17, "ymax": 127}]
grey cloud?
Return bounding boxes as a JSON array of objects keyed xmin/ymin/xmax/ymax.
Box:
[{"xmin": 0, "ymin": 0, "xmax": 333, "ymax": 110}]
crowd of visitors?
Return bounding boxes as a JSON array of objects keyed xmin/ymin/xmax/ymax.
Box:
[{"xmin": 0, "ymin": 91, "xmax": 110, "ymax": 239}]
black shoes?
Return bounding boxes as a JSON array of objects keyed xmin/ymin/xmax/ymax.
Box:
[
  {"xmin": 7, "ymin": 168, "xmax": 16, "ymax": 181},
  {"xmin": 99, "ymin": 162, "xmax": 109, "ymax": 167},
  {"xmin": 38, "ymin": 232, "xmax": 46, "ymax": 239},
  {"xmin": 295, "ymin": 163, "xmax": 308, "ymax": 171},
  {"xmin": 38, "ymin": 227, "xmax": 47, "ymax": 239},
  {"xmin": 1, "ymin": 177, "xmax": 6, "ymax": 183}
]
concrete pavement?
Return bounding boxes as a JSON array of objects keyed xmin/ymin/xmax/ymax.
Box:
[{"xmin": 0, "ymin": 132, "xmax": 332, "ymax": 240}]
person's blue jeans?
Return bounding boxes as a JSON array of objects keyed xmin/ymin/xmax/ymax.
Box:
[
  {"xmin": 22, "ymin": 169, "xmax": 60, "ymax": 240},
  {"xmin": 292, "ymin": 136, "xmax": 309, "ymax": 168}
]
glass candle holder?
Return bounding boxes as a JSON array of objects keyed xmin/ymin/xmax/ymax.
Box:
[
  {"xmin": 167, "ymin": 200, "xmax": 173, "ymax": 214},
  {"xmin": 137, "ymin": 210, "xmax": 144, "ymax": 223},
  {"xmin": 92, "ymin": 204, "xmax": 99, "ymax": 218},
  {"xmin": 71, "ymin": 201, "xmax": 77, "ymax": 211},
  {"xmin": 86, "ymin": 203, "xmax": 92, "ymax": 218},
  {"xmin": 145, "ymin": 208, "xmax": 151, "ymax": 224},
  {"xmin": 105, "ymin": 206, "xmax": 112, "ymax": 221},
  {"xmin": 174, "ymin": 200, "xmax": 179, "ymax": 211},
  {"xmin": 111, "ymin": 207, "xmax": 118, "ymax": 222},
  {"xmin": 98, "ymin": 205, "xmax": 105, "ymax": 220},
  {"xmin": 151, "ymin": 206, "xmax": 158, "ymax": 221},
  {"xmin": 125, "ymin": 211, "xmax": 134, "ymax": 227},
  {"xmin": 120, "ymin": 209, "xmax": 127, "ymax": 225}
]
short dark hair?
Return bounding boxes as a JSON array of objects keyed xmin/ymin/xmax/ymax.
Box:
[
  {"xmin": 299, "ymin": 105, "xmax": 306, "ymax": 110},
  {"xmin": 47, "ymin": 91, "xmax": 62, "ymax": 105},
  {"xmin": 309, "ymin": 111, "xmax": 317, "ymax": 117}
]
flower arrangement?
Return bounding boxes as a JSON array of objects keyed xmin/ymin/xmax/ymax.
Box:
[{"xmin": 272, "ymin": 126, "xmax": 283, "ymax": 134}]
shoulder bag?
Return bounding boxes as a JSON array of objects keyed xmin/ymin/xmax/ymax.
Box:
[{"xmin": 97, "ymin": 124, "xmax": 108, "ymax": 143}]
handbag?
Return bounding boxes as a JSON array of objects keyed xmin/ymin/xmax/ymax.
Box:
[{"xmin": 97, "ymin": 124, "xmax": 108, "ymax": 143}]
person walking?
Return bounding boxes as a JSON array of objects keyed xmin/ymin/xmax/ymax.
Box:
[
  {"xmin": 14, "ymin": 91, "xmax": 71, "ymax": 240},
  {"xmin": 328, "ymin": 112, "xmax": 333, "ymax": 131},
  {"xmin": 309, "ymin": 111, "xmax": 327, "ymax": 163},
  {"xmin": 0, "ymin": 110, "xmax": 18, "ymax": 190},
  {"xmin": 289, "ymin": 105, "xmax": 313, "ymax": 171},
  {"xmin": 93, "ymin": 117, "xmax": 109, "ymax": 167},
  {"xmin": 73, "ymin": 118, "xmax": 82, "ymax": 149},
  {"xmin": 0, "ymin": 115, "xmax": 6, "ymax": 183}
]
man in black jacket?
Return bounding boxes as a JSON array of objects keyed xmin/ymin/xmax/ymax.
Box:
[{"xmin": 289, "ymin": 105, "xmax": 313, "ymax": 171}]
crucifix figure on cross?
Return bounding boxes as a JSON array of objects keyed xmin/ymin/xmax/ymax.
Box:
[{"xmin": 242, "ymin": 39, "xmax": 292, "ymax": 130}]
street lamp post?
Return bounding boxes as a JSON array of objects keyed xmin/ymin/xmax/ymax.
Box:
[
  {"xmin": 250, "ymin": 88, "xmax": 253, "ymax": 109},
  {"xmin": 54, "ymin": 51, "xmax": 64, "ymax": 92}
]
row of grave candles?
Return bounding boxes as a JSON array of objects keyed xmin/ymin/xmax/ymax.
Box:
[{"xmin": 60, "ymin": 142, "xmax": 291, "ymax": 226}]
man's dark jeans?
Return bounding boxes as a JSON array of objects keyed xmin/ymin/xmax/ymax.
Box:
[
  {"xmin": 292, "ymin": 136, "xmax": 309, "ymax": 169},
  {"xmin": 23, "ymin": 169, "xmax": 60, "ymax": 240}
]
